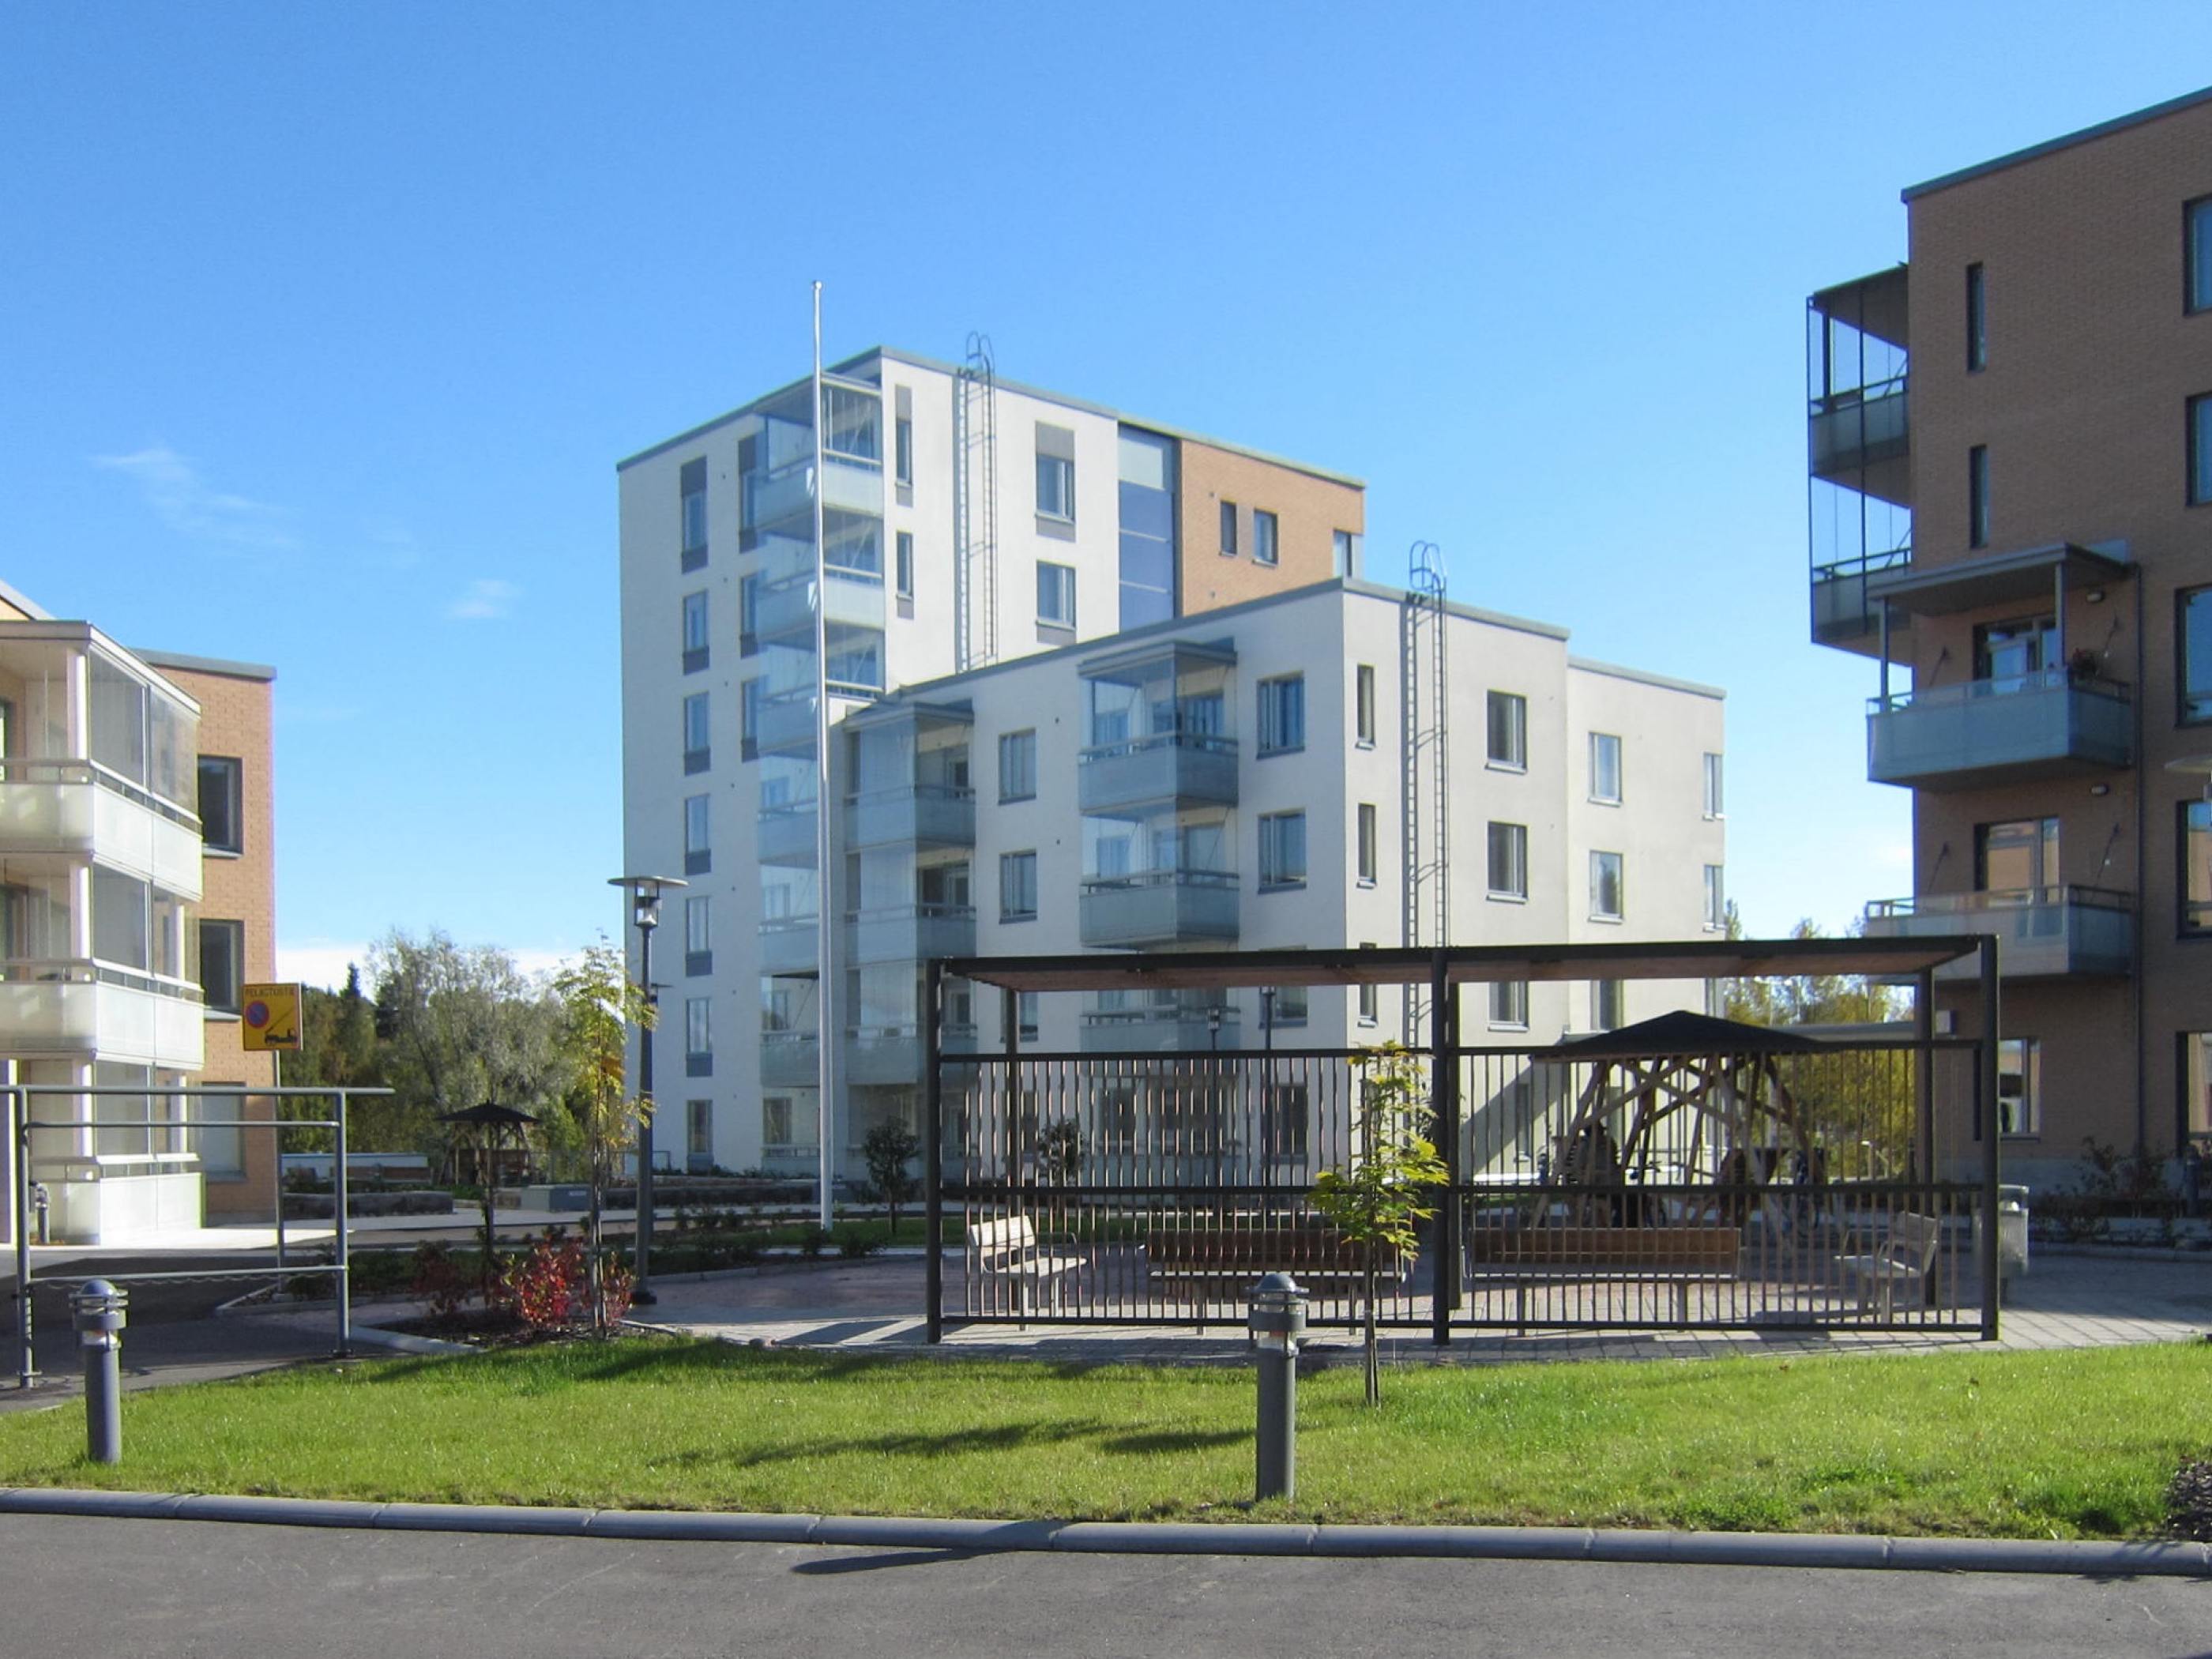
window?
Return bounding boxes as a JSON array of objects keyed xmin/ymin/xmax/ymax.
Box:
[
  {"xmin": 1589, "ymin": 851, "xmax": 1623, "ymax": 920},
  {"xmin": 684, "ymin": 895, "xmax": 711, "ymax": 977},
  {"xmin": 2190, "ymin": 196, "xmax": 2212, "ymax": 314},
  {"xmin": 685, "ymin": 997, "xmax": 712, "ymax": 1077},
  {"xmin": 1968, "ymin": 445, "xmax": 1989, "ymax": 548},
  {"xmin": 2192, "ymin": 394, "xmax": 2212, "ymax": 506},
  {"xmin": 1253, "ymin": 509, "xmax": 1279, "ymax": 566},
  {"xmin": 1258, "ymin": 811, "xmax": 1307, "ymax": 890},
  {"xmin": 1018, "ymin": 991, "xmax": 1039, "ymax": 1044},
  {"xmin": 894, "ymin": 416, "xmax": 914, "ymax": 487},
  {"xmin": 687, "ymin": 1100, "xmax": 713, "ymax": 1167},
  {"xmin": 1996, "ymin": 1036, "xmax": 2040, "ymax": 1137},
  {"xmin": 1589, "ymin": 732, "xmax": 1622, "ymax": 803},
  {"xmin": 999, "ymin": 729, "xmax": 1036, "ymax": 801},
  {"xmin": 1265, "ymin": 986, "xmax": 1307, "ymax": 1029},
  {"xmin": 1489, "ymin": 980, "xmax": 1528, "ymax": 1030},
  {"xmin": 1260, "ymin": 1082, "xmax": 1308, "ymax": 1161},
  {"xmin": 763, "ymin": 1096, "xmax": 796, "ymax": 1149},
  {"xmin": 680, "ymin": 457, "xmax": 707, "ymax": 567},
  {"xmin": 1333, "ymin": 529, "xmax": 1356, "ymax": 577},
  {"xmin": 1966, "ymin": 263, "xmax": 1986, "ymax": 371},
  {"xmin": 198, "ymin": 756, "xmax": 242, "ymax": 854},
  {"xmin": 1219, "ymin": 500, "xmax": 1238, "ymax": 556},
  {"xmin": 1976, "ymin": 815, "xmax": 2058, "ymax": 893},
  {"xmin": 1702, "ymin": 751, "xmax": 1725, "ymax": 819},
  {"xmin": 739, "ymin": 574, "xmax": 761, "ymax": 656},
  {"xmin": 2183, "ymin": 800, "xmax": 2212, "ymax": 934},
  {"xmin": 1591, "ymin": 980, "xmax": 1624, "ymax": 1032},
  {"xmin": 199, "ymin": 919, "xmax": 243, "ymax": 1014},
  {"xmin": 1036, "ymin": 561, "xmax": 1075, "ymax": 628},
  {"xmin": 683, "ymin": 793, "xmax": 710, "ymax": 875},
  {"xmin": 1486, "ymin": 690, "xmax": 1526, "ymax": 769},
  {"xmin": 2184, "ymin": 589, "xmax": 2212, "ymax": 722},
  {"xmin": 895, "ymin": 531, "xmax": 915, "ymax": 598},
  {"xmin": 740, "ymin": 679, "xmax": 762, "ymax": 758},
  {"xmin": 1035, "ymin": 428, "xmax": 1075, "ymax": 522},
  {"xmin": 2181, "ymin": 1030, "xmax": 2212, "ymax": 1146},
  {"xmin": 683, "ymin": 693, "xmax": 710, "ymax": 774},
  {"xmin": 1257, "ymin": 675, "xmax": 1305, "ymax": 754},
  {"xmin": 1356, "ymin": 803, "xmax": 1378, "ymax": 884},
  {"xmin": 1358, "ymin": 942, "xmax": 1378, "ymax": 1023},
  {"xmin": 999, "ymin": 851, "xmax": 1038, "ymax": 921},
  {"xmin": 1702, "ymin": 864, "xmax": 1725, "ymax": 931},
  {"xmin": 1487, "ymin": 822, "xmax": 1528, "ymax": 900},
  {"xmin": 1355, "ymin": 664, "xmax": 1375, "ymax": 746},
  {"xmin": 188, "ymin": 1087, "xmax": 245, "ymax": 1180},
  {"xmin": 682, "ymin": 591, "xmax": 709, "ymax": 674}
]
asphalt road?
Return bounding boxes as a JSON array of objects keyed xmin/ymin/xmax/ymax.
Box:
[{"xmin": 0, "ymin": 1516, "xmax": 2205, "ymax": 1659}]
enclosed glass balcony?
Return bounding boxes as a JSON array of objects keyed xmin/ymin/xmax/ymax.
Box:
[
  {"xmin": 1862, "ymin": 886, "xmax": 2133, "ymax": 979},
  {"xmin": 1078, "ymin": 640, "xmax": 1238, "ymax": 811},
  {"xmin": 1079, "ymin": 870, "xmax": 1240, "ymax": 948},
  {"xmin": 0, "ymin": 961, "xmax": 205, "ymax": 1069},
  {"xmin": 759, "ymin": 1029, "xmax": 818, "ymax": 1087},
  {"xmin": 1868, "ymin": 671, "xmax": 2133, "ymax": 790},
  {"xmin": 846, "ymin": 904, "xmax": 976, "ymax": 966},
  {"xmin": 758, "ymin": 917, "xmax": 819, "ymax": 977},
  {"xmin": 846, "ymin": 1022, "xmax": 976, "ymax": 1085}
]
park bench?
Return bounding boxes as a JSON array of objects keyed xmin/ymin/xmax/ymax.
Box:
[
  {"xmin": 971, "ymin": 1214, "xmax": 1085, "ymax": 1318},
  {"xmin": 1146, "ymin": 1227, "xmax": 1399, "ymax": 1300},
  {"xmin": 1465, "ymin": 1225, "xmax": 1741, "ymax": 1331},
  {"xmin": 1834, "ymin": 1210, "xmax": 1942, "ymax": 1319}
]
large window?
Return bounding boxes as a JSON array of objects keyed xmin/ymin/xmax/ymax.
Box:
[
  {"xmin": 188, "ymin": 1086, "xmax": 246, "ymax": 1181},
  {"xmin": 1969, "ymin": 444, "xmax": 1990, "ymax": 548},
  {"xmin": 199, "ymin": 919, "xmax": 243, "ymax": 1014},
  {"xmin": 1977, "ymin": 815, "xmax": 2057, "ymax": 893},
  {"xmin": 198, "ymin": 755, "xmax": 242, "ymax": 854},
  {"xmin": 1487, "ymin": 822, "xmax": 1528, "ymax": 900},
  {"xmin": 1589, "ymin": 850, "xmax": 1623, "ymax": 920},
  {"xmin": 1253, "ymin": 509, "xmax": 1279, "ymax": 566},
  {"xmin": 684, "ymin": 895, "xmax": 711, "ymax": 976},
  {"xmin": 1589, "ymin": 732, "xmax": 1623, "ymax": 803},
  {"xmin": 1355, "ymin": 664, "xmax": 1375, "ymax": 746},
  {"xmin": 2181, "ymin": 1030, "xmax": 2212, "ymax": 1147},
  {"xmin": 2184, "ymin": 800, "xmax": 2212, "ymax": 934},
  {"xmin": 1486, "ymin": 690, "xmax": 1525, "ymax": 770},
  {"xmin": 2190, "ymin": 196, "xmax": 2212, "ymax": 314},
  {"xmin": 1489, "ymin": 980, "xmax": 1528, "ymax": 1030},
  {"xmin": 2183, "ymin": 588, "xmax": 2212, "ymax": 722},
  {"xmin": 1703, "ymin": 863, "xmax": 1725, "ymax": 931},
  {"xmin": 1996, "ymin": 1036, "xmax": 2040, "ymax": 1137},
  {"xmin": 685, "ymin": 998, "xmax": 712, "ymax": 1077},
  {"xmin": 680, "ymin": 457, "xmax": 707, "ymax": 565},
  {"xmin": 683, "ymin": 693, "xmax": 710, "ymax": 774},
  {"xmin": 1257, "ymin": 675, "xmax": 1305, "ymax": 754},
  {"xmin": 681, "ymin": 591, "xmax": 709, "ymax": 674},
  {"xmin": 999, "ymin": 729, "xmax": 1036, "ymax": 802},
  {"xmin": 1258, "ymin": 811, "xmax": 1307, "ymax": 890},
  {"xmin": 1035, "ymin": 426, "xmax": 1075, "ymax": 522},
  {"xmin": 1702, "ymin": 751, "xmax": 1725, "ymax": 819},
  {"xmin": 1219, "ymin": 500, "xmax": 1238, "ymax": 557},
  {"xmin": 683, "ymin": 793, "xmax": 710, "ymax": 875},
  {"xmin": 2192, "ymin": 393, "xmax": 2212, "ymax": 506},
  {"xmin": 1966, "ymin": 263, "xmax": 1986, "ymax": 372},
  {"xmin": 1356, "ymin": 803, "xmax": 1377, "ymax": 884},
  {"xmin": 1036, "ymin": 561, "xmax": 1075, "ymax": 628},
  {"xmin": 999, "ymin": 850, "xmax": 1038, "ymax": 921}
]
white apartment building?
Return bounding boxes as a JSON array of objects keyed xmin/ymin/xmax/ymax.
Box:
[{"xmin": 617, "ymin": 348, "xmax": 1725, "ymax": 1186}]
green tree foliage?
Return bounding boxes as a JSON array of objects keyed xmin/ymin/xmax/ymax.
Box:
[
  {"xmin": 369, "ymin": 928, "xmax": 566, "ymax": 1157},
  {"xmin": 1311, "ymin": 1044, "xmax": 1448, "ymax": 1406},
  {"xmin": 861, "ymin": 1119, "xmax": 921, "ymax": 1238},
  {"xmin": 285, "ymin": 965, "xmax": 386, "ymax": 1153},
  {"xmin": 550, "ymin": 939, "xmax": 652, "ymax": 1332}
]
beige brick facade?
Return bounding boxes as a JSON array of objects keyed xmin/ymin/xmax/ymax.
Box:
[{"xmin": 1177, "ymin": 440, "xmax": 1365, "ymax": 615}]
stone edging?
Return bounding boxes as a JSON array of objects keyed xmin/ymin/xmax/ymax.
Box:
[{"xmin": 0, "ymin": 1488, "xmax": 2203, "ymax": 1576}]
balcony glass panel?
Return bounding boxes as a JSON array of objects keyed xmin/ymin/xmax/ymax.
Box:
[
  {"xmin": 1867, "ymin": 670, "xmax": 2132, "ymax": 790},
  {"xmin": 1079, "ymin": 869, "xmax": 1240, "ymax": 948},
  {"xmin": 1863, "ymin": 886, "xmax": 2133, "ymax": 979},
  {"xmin": 846, "ymin": 904, "xmax": 976, "ymax": 965}
]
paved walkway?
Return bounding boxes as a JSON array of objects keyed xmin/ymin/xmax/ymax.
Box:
[{"xmin": 639, "ymin": 1248, "xmax": 2212, "ymax": 1367}]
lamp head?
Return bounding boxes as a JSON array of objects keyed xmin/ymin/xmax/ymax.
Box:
[{"xmin": 608, "ymin": 874, "xmax": 688, "ymax": 933}]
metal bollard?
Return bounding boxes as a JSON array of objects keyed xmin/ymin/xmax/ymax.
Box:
[
  {"xmin": 32, "ymin": 1183, "xmax": 49, "ymax": 1247},
  {"xmin": 1247, "ymin": 1272, "xmax": 1307, "ymax": 1503},
  {"xmin": 70, "ymin": 1280, "xmax": 126, "ymax": 1465}
]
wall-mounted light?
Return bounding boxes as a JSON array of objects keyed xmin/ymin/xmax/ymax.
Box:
[
  {"xmin": 2090, "ymin": 783, "xmax": 2111, "ymax": 796},
  {"xmin": 2086, "ymin": 589, "xmax": 2108, "ymax": 604}
]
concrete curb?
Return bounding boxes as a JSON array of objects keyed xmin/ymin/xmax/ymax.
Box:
[{"xmin": 0, "ymin": 1488, "xmax": 2205, "ymax": 1576}]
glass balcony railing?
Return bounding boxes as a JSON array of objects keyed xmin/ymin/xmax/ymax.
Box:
[
  {"xmin": 754, "ymin": 803, "xmax": 818, "ymax": 867},
  {"xmin": 1867, "ymin": 669, "xmax": 2132, "ymax": 790},
  {"xmin": 845, "ymin": 1022, "xmax": 976, "ymax": 1085},
  {"xmin": 846, "ymin": 784, "xmax": 975, "ymax": 849},
  {"xmin": 1078, "ymin": 732, "xmax": 1239, "ymax": 812},
  {"xmin": 0, "ymin": 958, "xmax": 205, "ymax": 1069},
  {"xmin": 1809, "ymin": 375, "xmax": 1909, "ymax": 485},
  {"xmin": 1810, "ymin": 544, "xmax": 1912, "ymax": 646},
  {"xmin": 846, "ymin": 903, "xmax": 976, "ymax": 966},
  {"xmin": 759, "ymin": 1029, "xmax": 818, "ymax": 1087},
  {"xmin": 1079, "ymin": 1007, "xmax": 1240, "ymax": 1054},
  {"xmin": 0, "ymin": 760, "xmax": 205, "ymax": 897},
  {"xmin": 757, "ymin": 918, "xmax": 819, "ymax": 977},
  {"xmin": 1079, "ymin": 869, "xmax": 1240, "ymax": 948},
  {"xmin": 1863, "ymin": 886, "xmax": 2133, "ymax": 979}
]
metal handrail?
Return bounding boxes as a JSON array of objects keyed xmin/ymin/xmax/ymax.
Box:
[
  {"xmin": 1867, "ymin": 884, "xmax": 2135, "ymax": 917},
  {"xmin": 1870, "ymin": 666, "xmax": 2131, "ymax": 713},
  {"xmin": 1081, "ymin": 868, "xmax": 1240, "ymax": 893},
  {"xmin": 1081, "ymin": 731, "xmax": 1238, "ymax": 762}
]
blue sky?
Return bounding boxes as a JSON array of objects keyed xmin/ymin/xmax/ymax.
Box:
[{"xmin": 5, "ymin": 2, "xmax": 2208, "ymax": 986}]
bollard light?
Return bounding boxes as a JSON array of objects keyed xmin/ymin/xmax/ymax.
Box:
[
  {"xmin": 1247, "ymin": 1272, "xmax": 1307, "ymax": 1503},
  {"xmin": 70, "ymin": 1279, "xmax": 127, "ymax": 1465}
]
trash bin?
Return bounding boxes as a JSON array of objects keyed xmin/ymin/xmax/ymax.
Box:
[{"xmin": 1974, "ymin": 1184, "xmax": 2030, "ymax": 1298}]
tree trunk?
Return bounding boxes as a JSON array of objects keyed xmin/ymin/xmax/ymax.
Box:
[
  {"xmin": 586, "ymin": 1156, "xmax": 607, "ymax": 1334},
  {"xmin": 1363, "ymin": 1240, "xmax": 1380, "ymax": 1407}
]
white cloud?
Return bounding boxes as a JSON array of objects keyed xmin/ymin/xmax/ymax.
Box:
[
  {"xmin": 93, "ymin": 442, "xmax": 297, "ymax": 551},
  {"xmin": 446, "ymin": 578, "xmax": 520, "ymax": 622}
]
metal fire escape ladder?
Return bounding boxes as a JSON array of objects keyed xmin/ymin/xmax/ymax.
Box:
[
  {"xmin": 953, "ymin": 333, "xmax": 1000, "ymax": 673},
  {"xmin": 1401, "ymin": 541, "xmax": 1450, "ymax": 1047}
]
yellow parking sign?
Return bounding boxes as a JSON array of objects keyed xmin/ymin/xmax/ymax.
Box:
[{"xmin": 241, "ymin": 982, "xmax": 303, "ymax": 1051}]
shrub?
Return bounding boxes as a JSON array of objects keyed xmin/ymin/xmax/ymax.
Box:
[
  {"xmin": 408, "ymin": 1242, "xmax": 473, "ymax": 1322},
  {"xmin": 798, "ymin": 1224, "xmax": 833, "ymax": 1259},
  {"xmin": 834, "ymin": 1225, "xmax": 882, "ymax": 1259},
  {"xmin": 504, "ymin": 1233, "xmax": 589, "ymax": 1330}
]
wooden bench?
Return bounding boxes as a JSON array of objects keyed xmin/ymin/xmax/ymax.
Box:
[
  {"xmin": 1465, "ymin": 1225, "xmax": 1741, "ymax": 1330},
  {"xmin": 971, "ymin": 1215, "xmax": 1085, "ymax": 1319},
  {"xmin": 1146, "ymin": 1228, "xmax": 1400, "ymax": 1300},
  {"xmin": 1834, "ymin": 1211, "xmax": 1941, "ymax": 1319}
]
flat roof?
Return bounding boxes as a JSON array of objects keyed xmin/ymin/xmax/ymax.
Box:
[
  {"xmin": 944, "ymin": 936, "xmax": 1986, "ymax": 994},
  {"xmin": 132, "ymin": 647, "xmax": 278, "ymax": 683},
  {"xmin": 1903, "ymin": 84, "xmax": 2212, "ymax": 202}
]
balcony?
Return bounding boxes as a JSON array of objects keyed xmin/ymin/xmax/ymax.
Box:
[
  {"xmin": 1809, "ymin": 378, "xmax": 1909, "ymax": 494},
  {"xmin": 755, "ymin": 803, "xmax": 817, "ymax": 867},
  {"xmin": 847, "ymin": 1023, "xmax": 976, "ymax": 1085},
  {"xmin": 758, "ymin": 918, "xmax": 819, "ymax": 977},
  {"xmin": 1868, "ymin": 670, "xmax": 2133, "ymax": 790},
  {"xmin": 1079, "ymin": 1009, "xmax": 1241, "ymax": 1055},
  {"xmin": 760, "ymin": 1029, "xmax": 817, "ymax": 1087},
  {"xmin": 1863, "ymin": 886, "xmax": 2133, "ymax": 980},
  {"xmin": 0, "ymin": 960, "xmax": 205, "ymax": 1069},
  {"xmin": 750, "ymin": 569, "xmax": 886, "ymax": 645},
  {"xmin": 847, "ymin": 904, "xmax": 976, "ymax": 966},
  {"xmin": 847, "ymin": 785, "xmax": 974, "ymax": 850},
  {"xmin": 754, "ymin": 691, "xmax": 818, "ymax": 756},
  {"xmin": 1079, "ymin": 870, "xmax": 1240, "ymax": 949},
  {"xmin": 1811, "ymin": 547, "xmax": 1912, "ymax": 652},
  {"xmin": 1078, "ymin": 734, "xmax": 1238, "ymax": 813},
  {"xmin": 0, "ymin": 762, "xmax": 204, "ymax": 896}
]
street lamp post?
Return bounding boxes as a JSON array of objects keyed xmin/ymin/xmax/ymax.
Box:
[{"xmin": 609, "ymin": 874, "xmax": 687, "ymax": 1307}]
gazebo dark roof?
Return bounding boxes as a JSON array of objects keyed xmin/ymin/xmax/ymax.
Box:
[
  {"xmin": 1535, "ymin": 1010, "xmax": 1828, "ymax": 1062},
  {"xmin": 436, "ymin": 1101, "xmax": 540, "ymax": 1128}
]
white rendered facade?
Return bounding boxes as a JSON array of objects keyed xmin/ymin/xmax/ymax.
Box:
[{"xmin": 618, "ymin": 354, "xmax": 1723, "ymax": 1186}]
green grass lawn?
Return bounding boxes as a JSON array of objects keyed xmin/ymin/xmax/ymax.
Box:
[{"xmin": 2, "ymin": 1338, "xmax": 2205, "ymax": 1538}]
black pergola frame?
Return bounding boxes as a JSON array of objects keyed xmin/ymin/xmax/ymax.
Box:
[{"xmin": 923, "ymin": 934, "xmax": 2002, "ymax": 1345}]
